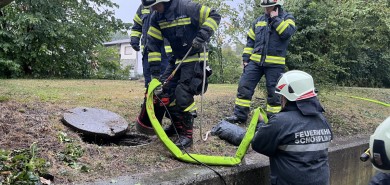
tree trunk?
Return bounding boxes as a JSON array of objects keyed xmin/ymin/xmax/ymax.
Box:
[{"xmin": 0, "ymin": 0, "xmax": 14, "ymax": 9}]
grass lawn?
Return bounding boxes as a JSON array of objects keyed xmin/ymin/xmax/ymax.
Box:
[{"xmin": 0, "ymin": 79, "xmax": 389, "ymax": 184}]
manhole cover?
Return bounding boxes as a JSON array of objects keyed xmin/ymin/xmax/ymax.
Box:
[{"xmin": 62, "ymin": 107, "xmax": 129, "ymax": 138}]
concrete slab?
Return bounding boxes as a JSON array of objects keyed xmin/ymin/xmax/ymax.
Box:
[{"xmin": 62, "ymin": 107, "xmax": 129, "ymax": 138}]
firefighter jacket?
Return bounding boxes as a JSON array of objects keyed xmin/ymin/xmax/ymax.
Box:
[
  {"xmin": 243, "ymin": 9, "xmax": 296, "ymax": 67},
  {"xmin": 130, "ymin": 5, "xmax": 172, "ymax": 54},
  {"xmin": 146, "ymin": 0, "xmax": 221, "ymax": 77},
  {"xmin": 252, "ymin": 98, "xmax": 333, "ymax": 185},
  {"xmin": 369, "ymin": 172, "xmax": 390, "ymax": 185}
]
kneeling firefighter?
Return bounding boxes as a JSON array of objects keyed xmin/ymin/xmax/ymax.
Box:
[
  {"xmin": 138, "ymin": 0, "xmax": 221, "ymax": 149},
  {"xmin": 252, "ymin": 70, "xmax": 333, "ymax": 185}
]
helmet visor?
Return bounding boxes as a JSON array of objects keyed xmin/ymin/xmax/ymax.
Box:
[
  {"xmin": 260, "ymin": 0, "xmax": 277, "ymax": 7},
  {"xmin": 372, "ymin": 139, "xmax": 390, "ymax": 171},
  {"xmin": 142, "ymin": 0, "xmax": 157, "ymax": 7}
]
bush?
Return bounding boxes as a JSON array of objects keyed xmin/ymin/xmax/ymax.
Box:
[{"xmin": 0, "ymin": 59, "xmax": 21, "ymax": 78}]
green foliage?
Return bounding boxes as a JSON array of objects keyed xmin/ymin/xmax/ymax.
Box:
[
  {"xmin": 57, "ymin": 132, "xmax": 88, "ymax": 171},
  {"xmin": 0, "ymin": 59, "xmax": 21, "ymax": 78},
  {"xmin": 0, "ymin": 143, "xmax": 49, "ymax": 185},
  {"xmin": 194, "ymin": 0, "xmax": 241, "ymax": 83},
  {"xmin": 0, "ymin": 0, "xmax": 129, "ymax": 78},
  {"xmin": 91, "ymin": 45, "xmax": 130, "ymax": 80},
  {"xmin": 287, "ymin": 0, "xmax": 390, "ymax": 87},
  {"xmin": 0, "ymin": 95, "xmax": 10, "ymax": 102},
  {"xmin": 110, "ymin": 31, "xmax": 130, "ymax": 41},
  {"xmin": 208, "ymin": 45, "xmax": 242, "ymax": 84},
  {"xmin": 230, "ymin": 0, "xmax": 389, "ymax": 87}
]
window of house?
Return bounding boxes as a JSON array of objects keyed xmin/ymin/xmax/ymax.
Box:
[{"xmin": 124, "ymin": 46, "xmax": 133, "ymax": 55}]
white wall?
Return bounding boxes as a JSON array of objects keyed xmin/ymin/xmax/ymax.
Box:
[
  {"xmin": 119, "ymin": 43, "xmax": 143, "ymax": 76},
  {"xmin": 136, "ymin": 51, "xmax": 143, "ymax": 75},
  {"xmin": 120, "ymin": 43, "xmax": 136, "ymax": 60}
]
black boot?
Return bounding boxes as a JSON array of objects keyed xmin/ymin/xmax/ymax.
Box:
[
  {"xmin": 174, "ymin": 113, "xmax": 194, "ymax": 149},
  {"xmin": 225, "ymin": 115, "xmax": 246, "ymax": 124},
  {"xmin": 174, "ymin": 135, "xmax": 193, "ymax": 149},
  {"xmin": 163, "ymin": 124, "xmax": 179, "ymax": 137}
]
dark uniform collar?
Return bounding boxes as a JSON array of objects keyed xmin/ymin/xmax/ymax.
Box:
[
  {"xmin": 163, "ymin": 0, "xmax": 178, "ymax": 21},
  {"xmin": 283, "ymin": 97, "xmax": 325, "ymax": 116}
]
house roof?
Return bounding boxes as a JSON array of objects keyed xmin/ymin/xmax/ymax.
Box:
[{"xmin": 103, "ymin": 39, "xmax": 131, "ymax": 46}]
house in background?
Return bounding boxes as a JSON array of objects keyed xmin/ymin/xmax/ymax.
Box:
[{"xmin": 103, "ymin": 39, "xmax": 143, "ymax": 79}]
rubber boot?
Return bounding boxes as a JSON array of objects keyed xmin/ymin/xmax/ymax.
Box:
[
  {"xmin": 163, "ymin": 124, "xmax": 178, "ymax": 137},
  {"xmin": 174, "ymin": 113, "xmax": 193, "ymax": 149}
]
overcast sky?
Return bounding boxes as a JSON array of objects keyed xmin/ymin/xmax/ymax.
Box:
[{"xmin": 111, "ymin": 0, "xmax": 139, "ymax": 24}]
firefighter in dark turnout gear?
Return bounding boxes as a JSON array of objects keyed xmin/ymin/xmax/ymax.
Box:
[
  {"xmin": 252, "ymin": 70, "xmax": 333, "ymax": 185},
  {"xmin": 130, "ymin": 4, "xmax": 172, "ymax": 87},
  {"xmin": 225, "ymin": 0, "xmax": 296, "ymax": 124},
  {"xmin": 142, "ymin": 0, "xmax": 221, "ymax": 149}
]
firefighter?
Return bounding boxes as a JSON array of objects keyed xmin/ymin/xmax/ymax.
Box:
[
  {"xmin": 130, "ymin": 4, "xmax": 171, "ymax": 87},
  {"xmin": 141, "ymin": 0, "xmax": 221, "ymax": 149},
  {"xmin": 367, "ymin": 116, "xmax": 390, "ymax": 185},
  {"xmin": 225, "ymin": 0, "xmax": 296, "ymax": 124},
  {"xmin": 252, "ymin": 70, "xmax": 333, "ymax": 185}
]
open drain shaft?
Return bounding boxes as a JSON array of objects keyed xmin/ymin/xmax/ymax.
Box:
[{"xmin": 81, "ymin": 133, "xmax": 152, "ymax": 147}]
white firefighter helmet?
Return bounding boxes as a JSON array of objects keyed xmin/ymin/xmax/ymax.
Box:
[
  {"xmin": 260, "ymin": 0, "xmax": 284, "ymax": 7},
  {"xmin": 370, "ymin": 116, "xmax": 390, "ymax": 173},
  {"xmin": 142, "ymin": 0, "xmax": 170, "ymax": 8},
  {"xmin": 275, "ymin": 70, "xmax": 317, "ymax": 101}
]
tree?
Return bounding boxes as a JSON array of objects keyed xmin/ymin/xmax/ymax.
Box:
[
  {"xmin": 0, "ymin": 0, "xmax": 129, "ymax": 78},
  {"xmin": 194, "ymin": 0, "xmax": 240, "ymax": 83},
  {"xmin": 110, "ymin": 31, "xmax": 130, "ymax": 41},
  {"xmin": 287, "ymin": 0, "xmax": 390, "ymax": 87},
  {"xmin": 0, "ymin": 0, "xmax": 14, "ymax": 8},
  {"xmin": 91, "ymin": 45, "xmax": 130, "ymax": 80}
]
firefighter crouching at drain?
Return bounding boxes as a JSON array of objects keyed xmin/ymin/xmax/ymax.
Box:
[
  {"xmin": 360, "ymin": 116, "xmax": 390, "ymax": 185},
  {"xmin": 141, "ymin": 0, "xmax": 221, "ymax": 149},
  {"xmin": 225, "ymin": 0, "xmax": 296, "ymax": 124},
  {"xmin": 252, "ymin": 70, "xmax": 333, "ymax": 185}
]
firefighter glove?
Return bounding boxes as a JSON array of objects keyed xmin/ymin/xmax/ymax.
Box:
[
  {"xmin": 192, "ymin": 37, "xmax": 205, "ymax": 50},
  {"xmin": 131, "ymin": 45, "xmax": 140, "ymax": 52},
  {"xmin": 154, "ymin": 85, "xmax": 163, "ymax": 96}
]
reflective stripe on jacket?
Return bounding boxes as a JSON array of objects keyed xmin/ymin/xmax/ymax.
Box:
[
  {"xmin": 243, "ymin": 9, "xmax": 296, "ymax": 66},
  {"xmin": 130, "ymin": 5, "xmax": 151, "ymax": 49},
  {"xmin": 131, "ymin": 5, "xmax": 172, "ymax": 56},
  {"xmin": 146, "ymin": 0, "xmax": 221, "ymax": 76}
]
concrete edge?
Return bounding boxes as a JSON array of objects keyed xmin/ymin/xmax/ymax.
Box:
[{"xmin": 82, "ymin": 135, "xmax": 371, "ymax": 185}]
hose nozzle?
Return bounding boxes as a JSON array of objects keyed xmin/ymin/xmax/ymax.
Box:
[{"xmin": 360, "ymin": 148, "xmax": 370, "ymax": 162}]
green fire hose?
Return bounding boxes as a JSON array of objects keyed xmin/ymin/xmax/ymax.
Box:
[{"xmin": 146, "ymin": 79, "xmax": 268, "ymax": 166}]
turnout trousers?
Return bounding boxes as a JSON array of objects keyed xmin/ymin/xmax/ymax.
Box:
[
  {"xmin": 233, "ymin": 61, "xmax": 284, "ymax": 121},
  {"xmin": 160, "ymin": 59, "xmax": 208, "ymax": 133}
]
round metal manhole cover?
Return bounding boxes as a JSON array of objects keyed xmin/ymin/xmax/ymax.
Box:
[{"xmin": 62, "ymin": 107, "xmax": 129, "ymax": 138}]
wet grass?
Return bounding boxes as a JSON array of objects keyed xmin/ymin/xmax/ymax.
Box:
[{"xmin": 0, "ymin": 79, "xmax": 389, "ymax": 184}]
